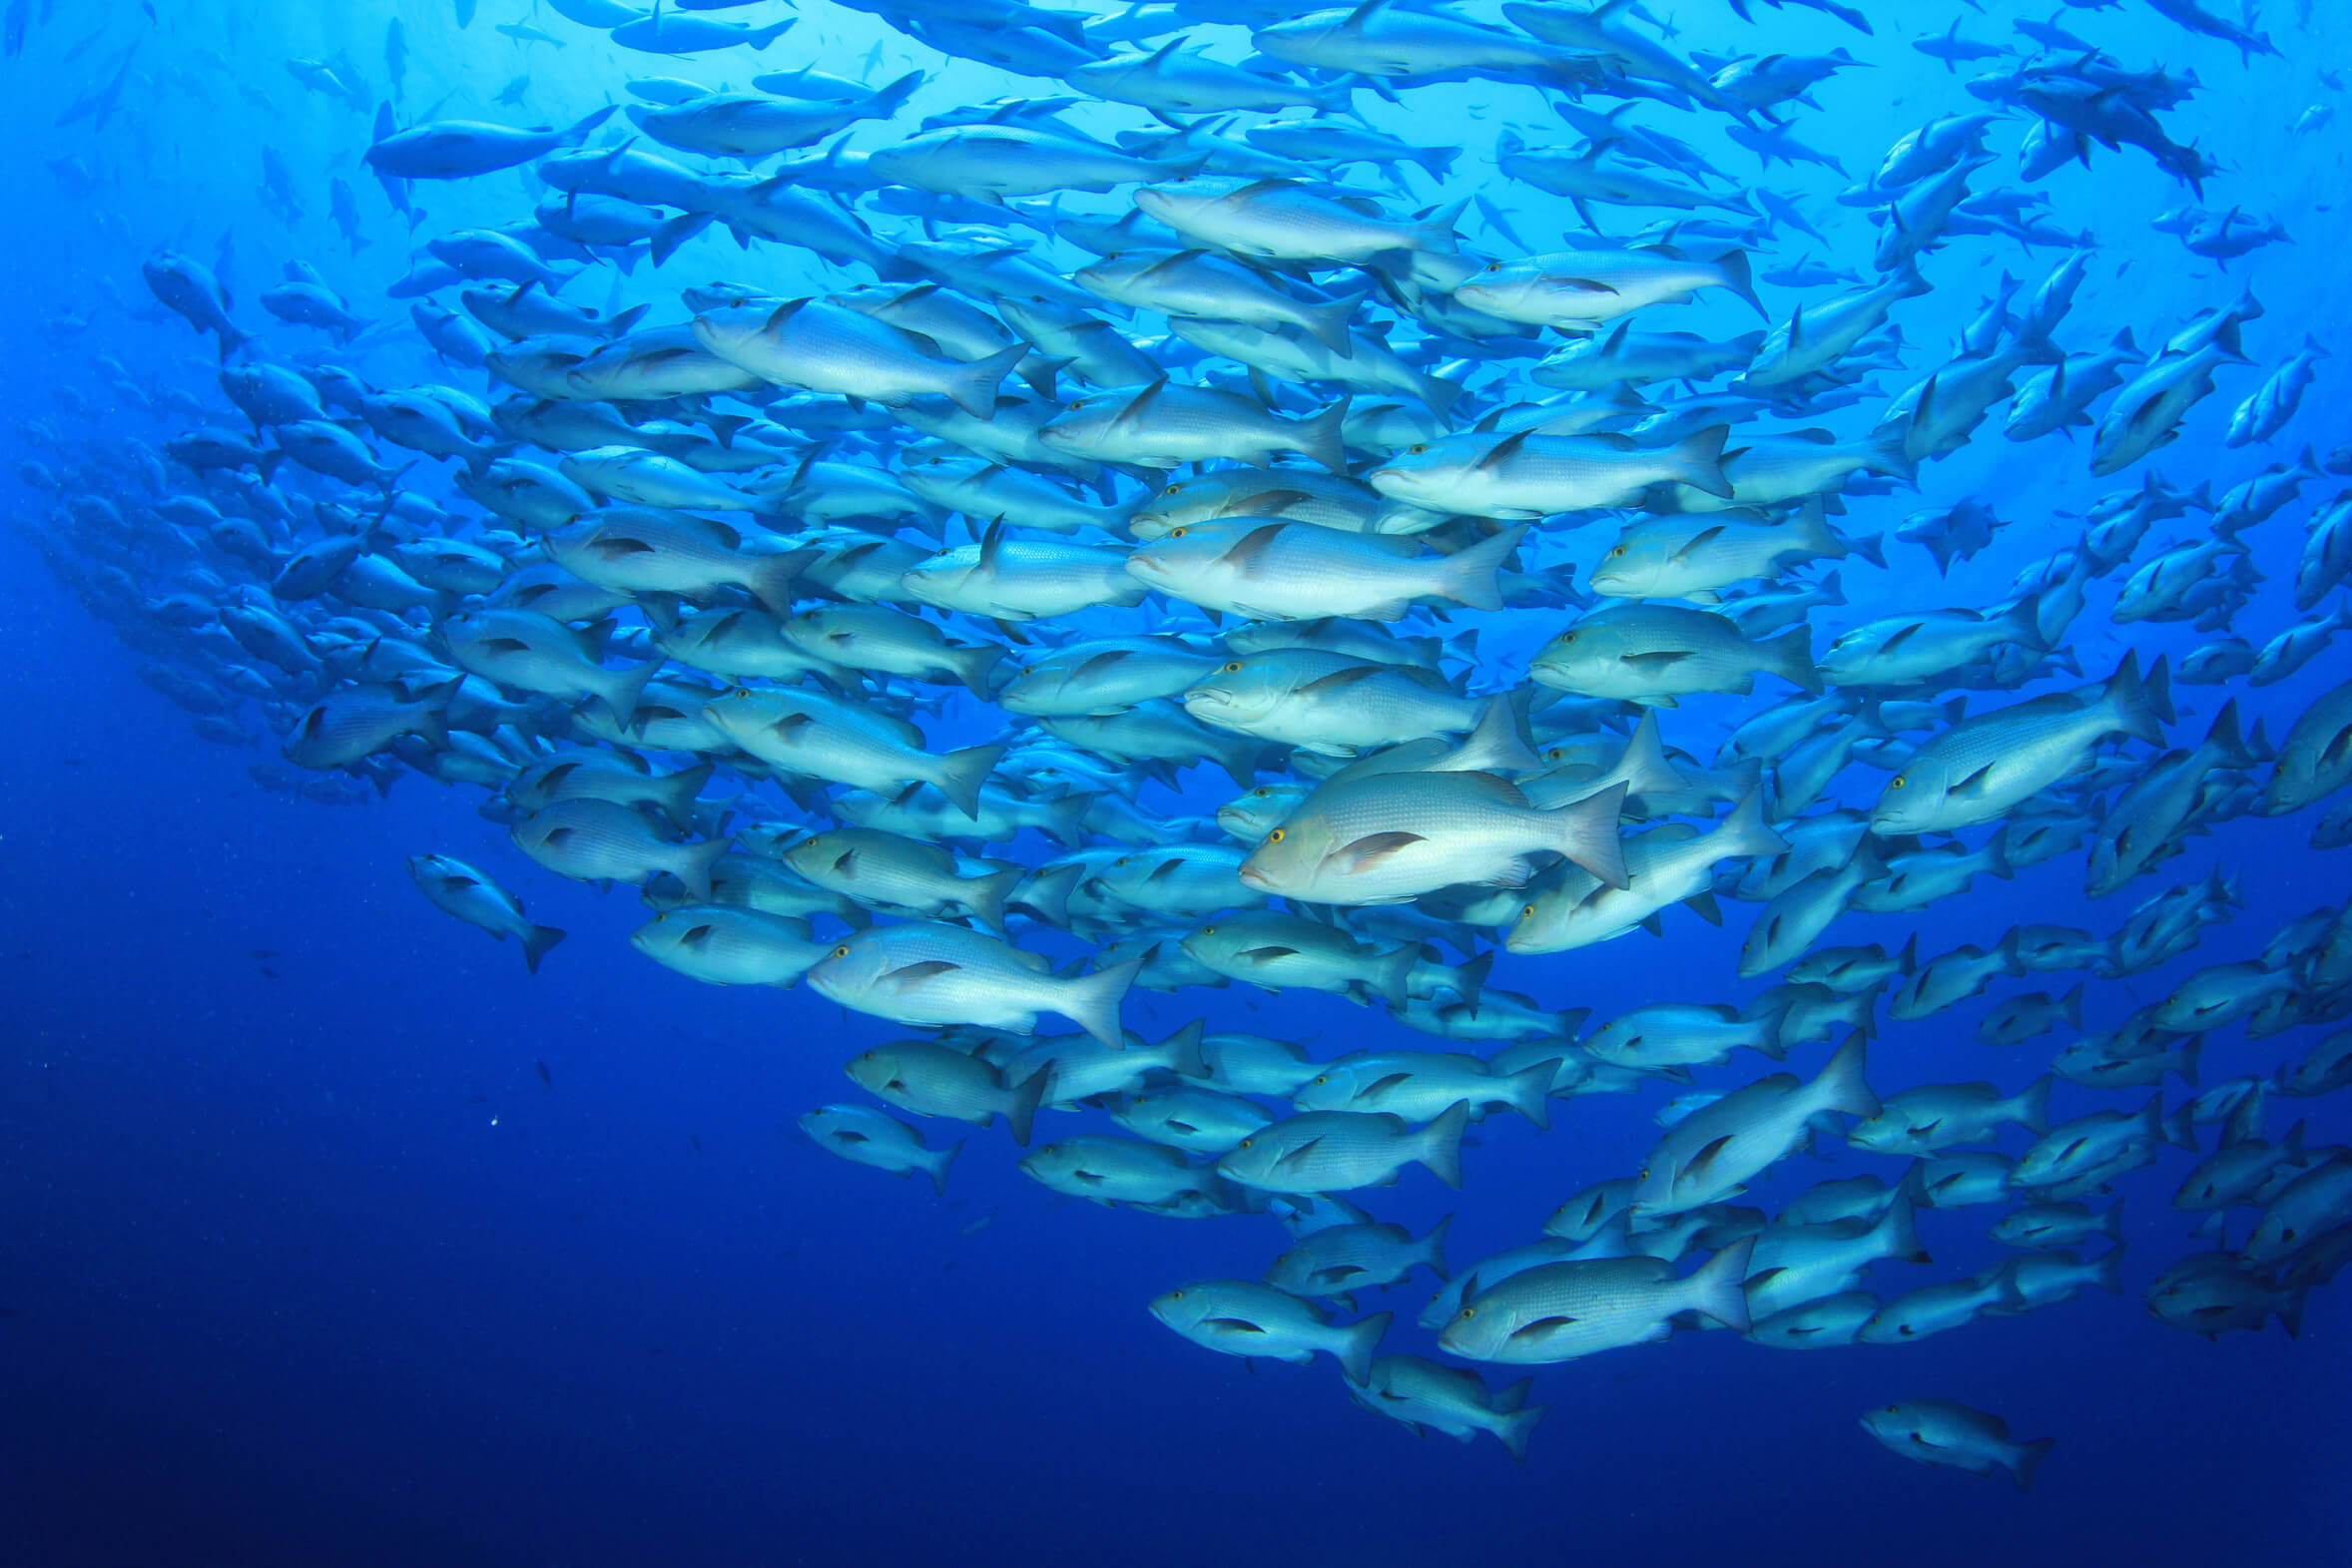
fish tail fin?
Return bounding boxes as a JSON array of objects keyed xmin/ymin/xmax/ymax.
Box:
[
  {"xmin": 1674, "ymin": 423, "xmax": 1736, "ymax": 498},
  {"xmin": 956, "ymin": 641, "xmax": 1007, "ymax": 700},
  {"xmin": 1718, "ymin": 785, "xmax": 1791, "ymax": 859},
  {"xmin": 674, "ymin": 835, "xmax": 730, "ymax": 902},
  {"xmin": 1713, "ymin": 248, "xmax": 1764, "ymax": 317},
  {"xmin": 1549, "ymin": 780, "xmax": 1629, "ymax": 889},
  {"xmin": 948, "ymin": 344, "xmax": 1029, "ymax": 420},
  {"xmin": 649, "ymin": 211, "xmax": 714, "ymax": 266},
  {"xmin": 1157, "ymin": 1018, "xmax": 1207, "ymax": 1079},
  {"xmin": 2090, "ymin": 1244, "xmax": 2125, "ymax": 1296},
  {"xmin": 1299, "ymin": 392, "xmax": 1353, "ymax": 474},
  {"xmin": 1417, "ymin": 1100, "xmax": 1471, "ymax": 1190},
  {"xmin": 2204, "ymin": 698, "xmax": 2252, "ymax": 769},
  {"xmin": 1302, "ymin": 287, "xmax": 1367, "ymax": 355},
  {"xmin": 1490, "ymin": 1401, "xmax": 1546, "ymax": 1463},
  {"xmin": 1684, "ymin": 1237, "xmax": 1755, "ymax": 1331},
  {"xmin": 1613, "ymin": 710, "xmax": 1686, "ymax": 802},
  {"xmin": 1373, "ymin": 943, "xmax": 1417, "ymax": 1008},
  {"xmin": 962, "ymin": 866, "xmax": 1025, "ymax": 938},
  {"xmin": 1437, "ymin": 521, "xmax": 1527, "ymax": 613},
  {"xmin": 933, "ymin": 742, "xmax": 1006, "ymax": 820},
  {"xmin": 1767, "ymin": 626, "xmax": 1823, "ymax": 694},
  {"xmin": 1458, "ymin": 694, "xmax": 1540, "ymax": 775},
  {"xmin": 2058, "ymin": 980, "xmax": 2084, "ymax": 1030},
  {"xmin": 1411, "ymin": 197, "xmax": 1470, "ymax": 254},
  {"xmin": 2099, "ymin": 651, "xmax": 2167, "ymax": 746},
  {"xmin": 2012, "ymin": 1437, "xmax": 2057, "ymax": 1494},
  {"xmin": 1419, "ymin": 1212, "xmax": 1454, "ymax": 1279},
  {"xmin": 562, "ymin": 104, "xmax": 617, "ymax": 146},
  {"xmin": 1502, "ymin": 1060, "xmax": 1558, "ymax": 1131},
  {"xmin": 1061, "ymin": 955, "xmax": 1141, "ymax": 1050},
  {"xmin": 520, "ymin": 923, "xmax": 568, "ymax": 975},
  {"xmin": 1982, "ymin": 824, "xmax": 2015, "ymax": 880},
  {"xmin": 1813, "ymin": 1032, "xmax": 1879, "ymax": 1119},
  {"xmin": 2015, "ymin": 1073, "xmax": 2055, "ymax": 1136},
  {"xmin": 1004, "ymin": 1064, "xmax": 1051, "ymax": 1148},
  {"xmin": 747, "ymin": 547, "xmax": 817, "ymax": 613},
  {"xmin": 927, "ymin": 1138, "xmax": 963, "ymax": 1197},
  {"xmin": 603, "ymin": 659, "xmax": 661, "ymax": 733},
  {"xmin": 1334, "ymin": 1309, "xmax": 1390, "ymax": 1386},
  {"xmin": 872, "ymin": 69, "xmax": 923, "ymax": 118},
  {"xmin": 1045, "ymin": 791, "xmax": 1096, "ymax": 847}
]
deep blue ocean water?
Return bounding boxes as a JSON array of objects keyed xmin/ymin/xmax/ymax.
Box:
[{"xmin": 3, "ymin": 0, "xmax": 2350, "ymax": 1563}]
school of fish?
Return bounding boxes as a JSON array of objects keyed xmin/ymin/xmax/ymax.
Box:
[{"xmin": 15, "ymin": 0, "xmax": 2352, "ymax": 1486}]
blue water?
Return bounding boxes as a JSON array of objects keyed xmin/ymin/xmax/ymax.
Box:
[{"xmin": 4, "ymin": 0, "xmax": 2350, "ymax": 1563}]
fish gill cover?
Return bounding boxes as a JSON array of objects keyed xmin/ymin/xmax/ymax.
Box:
[{"xmin": 1, "ymin": 0, "xmax": 2350, "ymax": 1562}]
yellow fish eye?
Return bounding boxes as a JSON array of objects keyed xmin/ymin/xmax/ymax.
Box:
[
  {"xmin": 1169, "ymin": 526, "xmax": 1188, "ymax": 538},
  {"xmin": 1223, "ymin": 660, "xmax": 1242, "ymax": 673},
  {"xmin": 1639, "ymin": 1167, "xmax": 1650, "ymax": 1181},
  {"xmin": 1160, "ymin": 483, "xmax": 1181, "ymax": 495},
  {"xmin": 1890, "ymin": 776, "xmax": 1908, "ymax": 789},
  {"xmin": 1170, "ymin": 1289, "xmax": 1185, "ymax": 1300},
  {"xmin": 1236, "ymin": 1138, "xmax": 1251, "ymax": 1149},
  {"xmin": 1482, "ymin": 261, "xmax": 1501, "ymax": 273},
  {"xmin": 1609, "ymin": 545, "xmax": 1626, "ymax": 558},
  {"xmin": 1267, "ymin": 827, "xmax": 1284, "ymax": 842},
  {"xmin": 1202, "ymin": 924, "xmax": 1217, "ymax": 935},
  {"xmin": 1521, "ymin": 904, "xmax": 1535, "ymax": 919},
  {"xmin": 1314, "ymin": 1075, "xmax": 1327, "ymax": 1085},
  {"xmin": 1406, "ymin": 442, "xmax": 1429, "ymax": 454},
  {"xmin": 1459, "ymin": 1307, "xmax": 1475, "ymax": 1318},
  {"xmin": 831, "ymin": 945, "xmax": 850, "ymax": 958}
]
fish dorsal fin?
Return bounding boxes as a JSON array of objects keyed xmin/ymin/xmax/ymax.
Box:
[
  {"xmin": 978, "ymin": 518, "xmax": 1007, "ymax": 572},
  {"xmin": 1137, "ymin": 248, "xmax": 1207, "ymax": 280},
  {"xmin": 1341, "ymin": 0, "xmax": 1391, "ymax": 28}
]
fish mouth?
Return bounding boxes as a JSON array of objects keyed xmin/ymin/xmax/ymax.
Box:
[{"xmin": 1235, "ymin": 864, "xmax": 1274, "ymax": 891}]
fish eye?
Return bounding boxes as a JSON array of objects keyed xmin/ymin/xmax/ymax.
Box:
[
  {"xmin": 1890, "ymin": 776, "xmax": 1908, "ymax": 789},
  {"xmin": 1170, "ymin": 1289, "xmax": 1184, "ymax": 1300},
  {"xmin": 1640, "ymin": 1167, "xmax": 1650, "ymax": 1180},
  {"xmin": 1482, "ymin": 261, "xmax": 1501, "ymax": 272},
  {"xmin": 1458, "ymin": 1307, "xmax": 1475, "ymax": 1319},
  {"xmin": 1169, "ymin": 526, "xmax": 1188, "ymax": 539},
  {"xmin": 1608, "ymin": 545, "xmax": 1626, "ymax": 558},
  {"xmin": 1223, "ymin": 660, "xmax": 1242, "ymax": 672},
  {"xmin": 1560, "ymin": 633, "xmax": 1577, "ymax": 645},
  {"xmin": 1236, "ymin": 1139, "xmax": 1251, "ymax": 1149},
  {"xmin": 1267, "ymin": 828, "xmax": 1284, "ymax": 842},
  {"xmin": 831, "ymin": 945, "xmax": 850, "ymax": 958},
  {"xmin": 1202, "ymin": 924, "xmax": 1217, "ymax": 935},
  {"xmin": 1252, "ymin": 786, "xmax": 1270, "ymax": 797},
  {"xmin": 1407, "ymin": 442, "xmax": 1429, "ymax": 454},
  {"xmin": 1521, "ymin": 904, "xmax": 1535, "ymax": 919},
  {"xmin": 1067, "ymin": 397, "xmax": 1089, "ymax": 410}
]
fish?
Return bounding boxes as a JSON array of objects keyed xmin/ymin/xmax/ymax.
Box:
[
  {"xmin": 1148, "ymin": 1281, "xmax": 1390, "ymax": 1383},
  {"xmin": 405, "ymin": 854, "xmax": 567, "ymax": 973},
  {"xmin": 1860, "ymin": 1400, "xmax": 2056, "ymax": 1492}
]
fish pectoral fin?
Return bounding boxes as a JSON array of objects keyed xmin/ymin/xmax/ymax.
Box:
[
  {"xmin": 1506, "ymin": 1315, "xmax": 1578, "ymax": 1341},
  {"xmin": 1311, "ymin": 1265, "xmax": 1371, "ymax": 1284},
  {"xmin": 1621, "ymin": 650, "xmax": 1695, "ymax": 670},
  {"xmin": 1273, "ymin": 1136, "xmax": 1326, "ymax": 1169},
  {"xmin": 1948, "ymin": 763, "xmax": 1998, "ymax": 797},
  {"xmin": 1235, "ymin": 944, "xmax": 1300, "ymax": 963},
  {"xmin": 1683, "ymin": 1134, "xmax": 1736, "ymax": 1180},
  {"xmin": 1205, "ymin": 1316, "xmax": 1266, "ymax": 1333},
  {"xmin": 1339, "ymin": 830, "xmax": 1428, "ymax": 870},
  {"xmin": 1362, "ymin": 1072, "xmax": 1414, "ymax": 1096},
  {"xmin": 878, "ymin": 959, "xmax": 961, "ymax": 988}
]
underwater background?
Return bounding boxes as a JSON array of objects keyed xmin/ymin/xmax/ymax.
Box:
[{"xmin": 2, "ymin": 0, "xmax": 2350, "ymax": 1564}]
